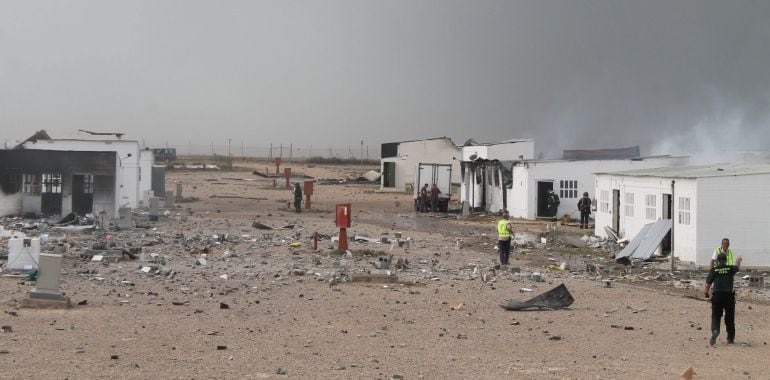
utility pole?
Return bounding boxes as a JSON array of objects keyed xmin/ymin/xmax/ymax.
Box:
[
  {"xmin": 280, "ymin": 144, "xmax": 283, "ymax": 158},
  {"xmin": 228, "ymin": 138, "xmax": 231, "ymax": 158},
  {"xmin": 290, "ymin": 143, "xmax": 293, "ymax": 163},
  {"xmin": 360, "ymin": 140, "xmax": 363, "ymax": 168},
  {"xmin": 211, "ymin": 142, "xmax": 214, "ymax": 156}
]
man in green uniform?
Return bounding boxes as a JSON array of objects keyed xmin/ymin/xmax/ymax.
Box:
[{"xmin": 704, "ymin": 252, "xmax": 743, "ymax": 346}]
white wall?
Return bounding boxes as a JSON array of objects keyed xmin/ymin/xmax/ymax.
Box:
[
  {"xmin": 0, "ymin": 192, "xmax": 22, "ymax": 215},
  {"xmin": 138, "ymin": 149, "xmax": 154, "ymax": 204},
  {"xmin": 696, "ymin": 174, "xmax": 770, "ymax": 266},
  {"xmin": 461, "ymin": 140, "xmax": 535, "ymax": 161},
  {"xmin": 510, "ymin": 157, "xmax": 689, "ymax": 220},
  {"xmin": 594, "ymin": 174, "xmax": 698, "ymax": 262},
  {"xmin": 22, "ymin": 139, "xmax": 142, "ymax": 214},
  {"xmin": 380, "ymin": 139, "xmax": 461, "ymax": 191}
]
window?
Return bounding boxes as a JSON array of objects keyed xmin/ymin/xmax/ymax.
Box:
[
  {"xmin": 22, "ymin": 174, "xmax": 40, "ymax": 194},
  {"xmin": 493, "ymin": 168, "xmax": 500, "ymax": 187},
  {"xmin": 42, "ymin": 173, "xmax": 62, "ymax": 193},
  {"xmin": 600, "ymin": 190, "xmax": 609, "ymax": 213},
  {"xmin": 678, "ymin": 197, "xmax": 691, "ymax": 225},
  {"xmin": 83, "ymin": 175, "xmax": 94, "ymax": 194},
  {"xmin": 560, "ymin": 180, "xmax": 578, "ymax": 198},
  {"xmin": 645, "ymin": 194, "xmax": 657, "ymax": 220},
  {"xmin": 624, "ymin": 192, "xmax": 635, "ymax": 217}
]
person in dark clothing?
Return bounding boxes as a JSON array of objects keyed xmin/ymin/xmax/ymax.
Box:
[
  {"xmin": 419, "ymin": 183, "xmax": 429, "ymax": 212},
  {"xmin": 496, "ymin": 211, "xmax": 513, "ymax": 266},
  {"xmin": 704, "ymin": 252, "xmax": 743, "ymax": 346},
  {"xmin": 293, "ymin": 182, "xmax": 302, "ymax": 213},
  {"xmin": 577, "ymin": 192, "xmax": 592, "ymax": 229},
  {"xmin": 546, "ymin": 190, "xmax": 560, "ymax": 218},
  {"xmin": 430, "ymin": 183, "xmax": 441, "ymax": 212}
]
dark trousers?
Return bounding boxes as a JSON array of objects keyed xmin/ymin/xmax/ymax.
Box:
[
  {"xmin": 431, "ymin": 198, "xmax": 438, "ymax": 212},
  {"xmin": 294, "ymin": 198, "xmax": 302, "ymax": 213},
  {"xmin": 498, "ymin": 239, "xmax": 511, "ymax": 265},
  {"xmin": 580, "ymin": 211, "xmax": 590, "ymax": 226},
  {"xmin": 711, "ymin": 292, "xmax": 736, "ymax": 340}
]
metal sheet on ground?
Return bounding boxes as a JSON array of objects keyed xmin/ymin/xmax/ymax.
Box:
[{"xmin": 500, "ymin": 284, "xmax": 575, "ymax": 311}]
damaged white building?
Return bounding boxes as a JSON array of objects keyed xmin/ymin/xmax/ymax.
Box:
[
  {"xmin": 459, "ymin": 139, "xmax": 535, "ymax": 212},
  {"xmin": 379, "ymin": 137, "xmax": 461, "ymax": 191},
  {"xmin": 594, "ymin": 164, "xmax": 770, "ymax": 267},
  {"xmin": 0, "ymin": 130, "xmax": 155, "ymax": 219}
]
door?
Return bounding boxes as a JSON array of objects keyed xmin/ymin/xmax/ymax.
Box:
[
  {"xmin": 612, "ymin": 189, "xmax": 620, "ymax": 233},
  {"xmin": 536, "ymin": 181, "xmax": 554, "ymax": 217},
  {"xmin": 383, "ymin": 162, "xmax": 395, "ymax": 188},
  {"xmin": 661, "ymin": 194, "xmax": 672, "ymax": 254},
  {"xmin": 72, "ymin": 174, "xmax": 94, "ymax": 215},
  {"xmin": 41, "ymin": 173, "xmax": 63, "ymax": 216}
]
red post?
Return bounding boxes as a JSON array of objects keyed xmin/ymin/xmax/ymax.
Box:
[
  {"xmin": 335, "ymin": 203, "xmax": 351, "ymax": 252},
  {"xmin": 284, "ymin": 168, "xmax": 291, "ymax": 188},
  {"xmin": 304, "ymin": 181, "xmax": 314, "ymax": 209},
  {"xmin": 338, "ymin": 228, "xmax": 348, "ymax": 252},
  {"xmin": 274, "ymin": 157, "xmax": 281, "ymax": 174}
]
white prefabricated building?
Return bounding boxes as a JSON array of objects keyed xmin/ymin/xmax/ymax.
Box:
[
  {"xmin": 508, "ymin": 156, "xmax": 690, "ymax": 220},
  {"xmin": 458, "ymin": 139, "xmax": 535, "ymax": 212},
  {"xmin": 380, "ymin": 137, "xmax": 461, "ymax": 191},
  {"xmin": 0, "ymin": 130, "xmax": 154, "ymax": 220},
  {"xmin": 594, "ymin": 164, "xmax": 770, "ymax": 267}
]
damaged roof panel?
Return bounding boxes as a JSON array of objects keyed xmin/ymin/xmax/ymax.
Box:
[{"xmin": 615, "ymin": 219, "xmax": 672, "ymax": 261}]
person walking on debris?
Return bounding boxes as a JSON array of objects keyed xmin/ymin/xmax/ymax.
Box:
[
  {"xmin": 546, "ymin": 189, "xmax": 560, "ymax": 217},
  {"xmin": 497, "ymin": 211, "xmax": 514, "ymax": 266},
  {"xmin": 710, "ymin": 238, "xmax": 735, "ymax": 268},
  {"xmin": 577, "ymin": 192, "xmax": 592, "ymax": 229},
  {"xmin": 704, "ymin": 252, "xmax": 743, "ymax": 346},
  {"xmin": 430, "ymin": 183, "xmax": 441, "ymax": 212},
  {"xmin": 293, "ymin": 182, "xmax": 302, "ymax": 213},
  {"xmin": 420, "ymin": 183, "xmax": 429, "ymax": 212}
]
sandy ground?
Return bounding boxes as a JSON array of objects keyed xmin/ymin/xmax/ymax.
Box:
[{"xmin": 1, "ymin": 161, "xmax": 769, "ymax": 380}]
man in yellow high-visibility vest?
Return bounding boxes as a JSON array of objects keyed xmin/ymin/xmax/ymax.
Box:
[
  {"xmin": 497, "ymin": 211, "xmax": 514, "ymax": 266},
  {"xmin": 710, "ymin": 238, "xmax": 735, "ymax": 268}
]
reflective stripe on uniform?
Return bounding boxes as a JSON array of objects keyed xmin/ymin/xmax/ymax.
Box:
[
  {"xmin": 713, "ymin": 247, "xmax": 735, "ymax": 266},
  {"xmin": 498, "ymin": 220, "xmax": 511, "ymax": 239}
]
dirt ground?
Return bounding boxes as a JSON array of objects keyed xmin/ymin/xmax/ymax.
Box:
[{"xmin": 1, "ymin": 161, "xmax": 769, "ymax": 380}]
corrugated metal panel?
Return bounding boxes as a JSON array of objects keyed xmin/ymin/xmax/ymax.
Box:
[
  {"xmin": 615, "ymin": 223, "xmax": 653, "ymax": 259},
  {"xmin": 630, "ymin": 219, "xmax": 672, "ymax": 260},
  {"xmin": 615, "ymin": 219, "xmax": 672, "ymax": 261}
]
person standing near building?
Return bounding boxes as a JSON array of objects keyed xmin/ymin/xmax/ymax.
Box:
[
  {"xmin": 293, "ymin": 182, "xmax": 302, "ymax": 213},
  {"xmin": 704, "ymin": 252, "xmax": 743, "ymax": 346},
  {"xmin": 546, "ymin": 189, "xmax": 560, "ymax": 218},
  {"xmin": 577, "ymin": 192, "xmax": 592, "ymax": 229},
  {"xmin": 497, "ymin": 211, "xmax": 514, "ymax": 266},
  {"xmin": 430, "ymin": 183, "xmax": 441, "ymax": 212},
  {"xmin": 420, "ymin": 183, "xmax": 429, "ymax": 212},
  {"xmin": 710, "ymin": 238, "xmax": 735, "ymax": 268}
]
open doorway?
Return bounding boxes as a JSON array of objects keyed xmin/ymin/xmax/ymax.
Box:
[
  {"xmin": 72, "ymin": 174, "xmax": 94, "ymax": 215},
  {"xmin": 661, "ymin": 194, "xmax": 672, "ymax": 254},
  {"xmin": 536, "ymin": 181, "xmax": 554, "ymax": 217}
]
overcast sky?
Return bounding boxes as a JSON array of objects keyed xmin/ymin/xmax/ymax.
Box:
[{"xmin": 2, "ymin": 1, "xmax": 770, "ymax": 156}]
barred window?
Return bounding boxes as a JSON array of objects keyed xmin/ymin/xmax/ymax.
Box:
[
  {"xmin": 22, "ymin": 174, "xmax": 40, "ymax": 194},
  {"xmin": 42, "ymin": 173, "xmax": 62, "ymax": 193},
  {"xmin": 678, "ymin": 197, "xmax": 691, "ymax": 225},
  {"xmin": 645, "ymin": 194, "xmax": 656, "ymax": 220},
  {"xmin": 600, "ymin": 190, "xmax": 609, "ymax": 213},
  {"xmin": 560, "ymin": 180, "xmax": 578, "ymax": 198},
  {"xmin": 84, "ymin": 175, "xmax": 94, "ymax": 194},
  {"xmin": 624, "ymin": 192, "xmax": 634, "ymax": 217}
]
